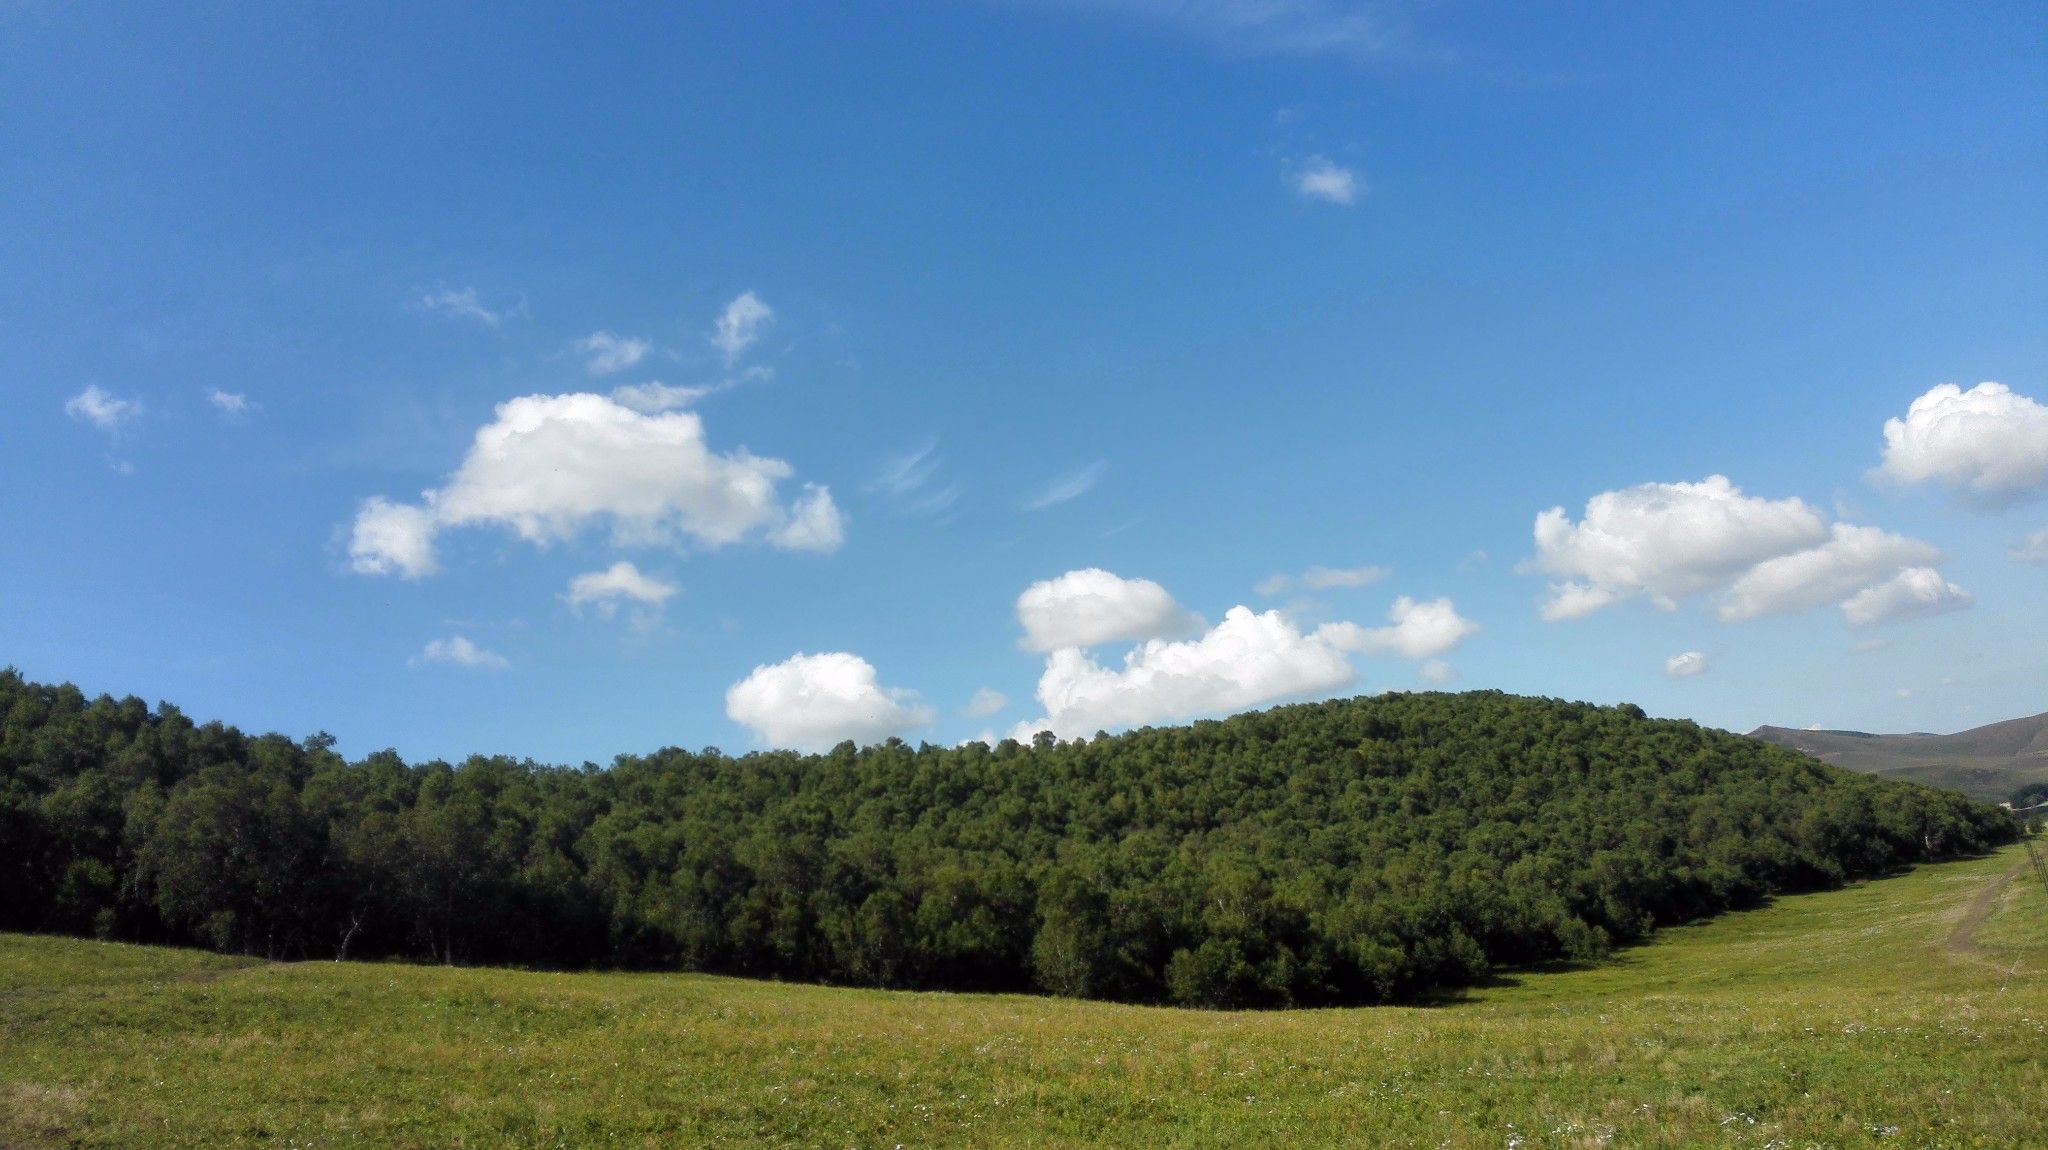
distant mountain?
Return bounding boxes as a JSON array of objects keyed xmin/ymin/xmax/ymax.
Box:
[{"xmin": 1749, "ymin": 712, "xmax": 2048, "ymax": 802}]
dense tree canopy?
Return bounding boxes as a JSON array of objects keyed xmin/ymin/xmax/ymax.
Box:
[{"xmin": 0, "ymin": 667, "xmax": 2015, "ymax": 1006}]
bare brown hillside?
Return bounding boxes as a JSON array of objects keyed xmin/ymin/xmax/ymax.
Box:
[{"xmin": 1749, "ymin": 712, "xmax": 2048, "ymax": 802}]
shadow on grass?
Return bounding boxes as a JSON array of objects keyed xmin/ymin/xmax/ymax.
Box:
[
  {"xmin": 1405, "ymin": 956, "xmax": 1620, "ymax": 1007},
  {"xmin": 1405, "ymin": 893, "xmax": 1811, "ymax": 1007}
]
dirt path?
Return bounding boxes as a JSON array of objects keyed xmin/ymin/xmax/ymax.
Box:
[{"xmin": 1946, "ymin": 862, "xmax": 2027, "ymax": 954}]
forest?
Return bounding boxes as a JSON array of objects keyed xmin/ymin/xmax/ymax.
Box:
[{"xmin": 0, "ymin": 667, "xmax": 2016, "ymax": 1007}]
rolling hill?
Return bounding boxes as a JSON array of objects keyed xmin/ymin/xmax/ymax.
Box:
[
  {"xmin": 0, "ymin": 668, "xmax": 2016, "ymax": 1009},
  {"xmin": 1749, "ymin": 711, "xmax": 2048, "ymax": 802},
  {"xmin": 3, "ymin": 845, "xmax": 2042, "ymax": 1148}
]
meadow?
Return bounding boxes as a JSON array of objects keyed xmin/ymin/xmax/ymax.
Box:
[{"xmin": 3, "ymin": 843, "xmax": 2043, "ymax": 1149}]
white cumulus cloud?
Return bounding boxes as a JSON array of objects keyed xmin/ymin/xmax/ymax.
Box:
[
  {"xmin": 1841, "ymin": 567, "xmax": 1975, "ymax": 627},
  {"xmin": 417, "ymin": 635, "xmax": 509, "ymax": 670},
  {"xmin": 1292, "ymin": 155, "xmax": 1360, "ymax": 205},
  {"xmin": 1319, "ymin": 596, "xmax": 1480, "ymax": 659},
  {"xmin": 347, "ymin": 393, "xmax": 843, "ymax": 578},
  {"xmin": 576, "ymin": 331, "xmax": 653, "ymax": 376},
  {"xmin": 1016, "ymin": 568, "xmax": 1202, "ymax": 652},
  {"xmin": 1011, "ymin": 606, "xmax": 1355, "ymax": 741},
  {"xmin": 1005, "ymin": 575, "xmax": 1471, "ymax": 740},
  {"xmin": 1528, "ymin": 474, "xmax": 1966, "ymax": 629},
  {"xmin": 1531, "ymin": 476, "xmax": 1828, "ymax": 618},
  {"xmin": 1664, "ymin": 651, "xmax": 1709, "ymax": 678},
  {"xmin": 1877, "ymin": 381, "xmax": 2048, "ymax": 505},
  {"xmin": 432, "ymin": 394, "xmax": 779, "ymax": 544},
  {"xmin": 207, "ymin": 389, "xmax": 251, "ymax": 417},
  {"xmin": 725, "ymin": 651, "xmax": 933, "ymax": 751},
  {"xmin": 564, "ymin": 561, "xmax": 678, "ymax": 617},
  {"xmin": 348, "ymin": 497, "xmax": 439, "ymax": 578},
  {"xmin": 65, "ymin": 385, "xmax": 142, "ymax": 433},
  {"xmin": 1537, "ymin": 582, "xmax": 1618, "ymax": 622},
  {"xmin": 1717, "ymin": 524, "xmax": 1941, "ymax": 621},
  {"xmin": 712, "ymin": 291, "xmax": 774, "ymax": 365},
  {"xmin": 770, "ymin": 484, "xmax": 847, "ymax": 552}
]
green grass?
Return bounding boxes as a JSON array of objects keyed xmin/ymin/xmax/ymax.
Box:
[{"xmin": 5, "ymin": 847, "xmax": 2046, "ymax": 1149}]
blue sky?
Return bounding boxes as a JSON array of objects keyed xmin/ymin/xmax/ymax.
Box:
[{"xmin": 4, "ymin": 2, "xmax": 2044, "ymax": 764}]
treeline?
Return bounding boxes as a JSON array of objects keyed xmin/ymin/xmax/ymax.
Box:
[{"xmin": 0, "ymin": 667, "xmax": 2016, "ymax": 1006}]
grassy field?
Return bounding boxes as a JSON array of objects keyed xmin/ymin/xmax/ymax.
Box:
[{"xmin": 3, "ymin": 846, "xmax": 2045, "ymax": 1149}]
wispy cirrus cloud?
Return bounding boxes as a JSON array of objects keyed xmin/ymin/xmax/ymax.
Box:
[
  {"xmin": 1257, "ymin": 563, "xmax": 1388, "ymax": 596},
  {"xmin": 712, "ymin": 291, "xmax": 774, "ymax": 366},
  {"xmin": 610, "ymin": 366, "xmax": 772, "ymax": 415},
  {"xmin": 873, "ymin": 440, "xmax": 942, "ymax": 498},
  {"xmin": 870, "ymin": 439, "xmax": 963, "ymax": 516},
  {"xmin": 65, "ymin": 385, "xmax": 142, "ymax": 434},
  {"xmin": 1021, "ymin": 460, "xmax": 1107, "ymax": 511},
  {"xmin": 1022, "ymin": 0, "xmax": 1433, "ymax": 65},
  {"xmin": 576, "ymin": 331, "xmax": 653, "ymax": 375},
  {"xmin": 419, "ymin": 286, "xmax": 519, "ymax": 327},
  {"xmin": 962, "ymin": 687, "xmax": 1009, "ymax": 718},
  {"xmin": 608, "ymin": 381, "xmax": 717, "ymax": 413},
  {"xmin": 66, "ymin": 385, "xmax": 144, "ymax": 472},
  {"xmin": 414, "ymin": 635, "xmax": 509, "ymax": 670},
  {"xmin": 2012, "ymin": 528, "xmax": 2048, "ymax": 564}
]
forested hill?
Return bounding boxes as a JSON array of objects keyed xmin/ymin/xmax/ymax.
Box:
[{"xmin": 0, "ymin": 668, "xmax": 2015, "ymax": 1007}]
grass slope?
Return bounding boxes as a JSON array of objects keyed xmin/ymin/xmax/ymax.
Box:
[
  {"xmin": 4, "ymin": 846, "xmax": 2045, "ymax": 1149},
  {"xmin": 1750, "ymin": 712, "xmax": 2048, "ymax": 802}
]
